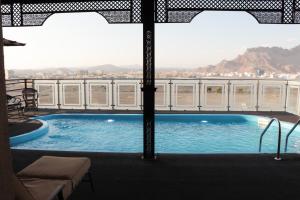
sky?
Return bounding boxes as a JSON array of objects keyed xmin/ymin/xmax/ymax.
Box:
[{"xmin": 3, "ymin": 11, "xmax": 300, "ymax": 70}]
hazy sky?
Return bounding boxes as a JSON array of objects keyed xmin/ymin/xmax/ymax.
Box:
[{"xmin": 3, "ymin": 11, "xmax": 300, "ymax": 70}]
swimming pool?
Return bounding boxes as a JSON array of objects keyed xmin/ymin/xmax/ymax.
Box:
[{"xmin": 10, "ymin": 114, "xmax": 300, "ymax": 153}]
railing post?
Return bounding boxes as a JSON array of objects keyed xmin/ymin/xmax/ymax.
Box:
[
  {"xmin": 111, "ymin": 79, "xmax": 115, "ymax": 110},
  {"xmin": 83, "ymin": 79, "xmax": 87, "ymax": 110},
  {"xmin": 169, "ymin": 79, "xmax": 172, "ymax": 111},
  {"xmin": 284, "ymin": 80, "xmax": 288, "ymax": 112},
  {"xmin": 140, "ymin": 79, "xmax": 143, "ymax": 110},
  {"xmin": 56, "ymin": 80, "xmax": 61, "ymax": 109},
  {"xmin": 256, "ymin": 80, "xmax": 259, "ymax": 111},
  {"xmin": 24, "ymin": 78, "xmax": 28, "ymax": 90},
  {"xmin": 0, "ymin": 3, "xmax": 15, "ymax": 198},
  {"xmin": 227, "ymin": 80, "xmax": 231, "ymax": 111},
  {"xmin": 141, "ymin": 0, "xmax": 156, "ymax": 159},
  {"xmin": 31, "ymin": 79, "xmax": 35, "ymax": 89},
  {"xmin": 198, "ymin": 80, "xmax": 201, "ymax": 111}
]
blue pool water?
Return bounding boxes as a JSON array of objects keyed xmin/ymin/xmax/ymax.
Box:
[{"xmin": 11, "ymin": 114, "xmax": 300, "ymax": 153}]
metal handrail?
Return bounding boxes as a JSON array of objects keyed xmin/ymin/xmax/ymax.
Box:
[
  {"xmin": 284, "ymin": 119, "xmax": 300, "ymax": 152},
  {"xmin": 259, "ymin": 118, "xmax": 282, "ymax": 161}
]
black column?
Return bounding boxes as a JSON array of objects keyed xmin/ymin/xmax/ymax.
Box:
[
  {"xmin": 0, "ymin": 1, "xmax": 15, "ymax": 198},
  {"xmin": 141, "ymin": 0, "xmax": 155, "ymax": 159}
]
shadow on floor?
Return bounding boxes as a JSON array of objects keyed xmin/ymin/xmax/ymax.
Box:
[{"xmin": 12, "ymin": 150, "xmax": 300, "ymax": 200}]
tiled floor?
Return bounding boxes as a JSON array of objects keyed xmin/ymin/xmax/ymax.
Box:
[{"xmin": 12, "ymin": 150, "xmax": 300, "ymax": 200}]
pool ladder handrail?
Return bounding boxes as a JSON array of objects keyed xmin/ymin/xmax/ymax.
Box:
[
  {"xmin": 259, "ymin": 118, "xmax": 282, "ymax": 161},
  {"xmin": 284, "ymin": 119, "xmax": 300, "ymax": 152}
]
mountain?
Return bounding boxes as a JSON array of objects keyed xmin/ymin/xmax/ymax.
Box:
[{"xmin": 197, "ymin": 45, "xmax": 300, "ymax": 74}]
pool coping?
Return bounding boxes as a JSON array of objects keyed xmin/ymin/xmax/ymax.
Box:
[{"xmin": 10, "ymin": 120, "xmax": 49, "ymax": 146}]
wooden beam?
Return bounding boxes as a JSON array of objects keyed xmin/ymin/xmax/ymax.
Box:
[{"xmin": 0, "ymin": 0, "xmax": 15, "ymax": 198}]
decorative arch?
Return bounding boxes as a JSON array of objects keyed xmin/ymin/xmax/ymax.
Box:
[
  {"xmin": 1, "ymin": 0, "xmax": 142, "ymax": 26},
  {"xmin": 155, "ymin": 0, "xmax": 300, "ymax": 24},
  {"xmin": 1, "ymin": 0, "xmax": 300, "ymax": 26}
]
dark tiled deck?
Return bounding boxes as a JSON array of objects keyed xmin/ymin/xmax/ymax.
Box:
[{"xmin": 12, "ymin": 150, "xmax": 300, "ymax": 200}]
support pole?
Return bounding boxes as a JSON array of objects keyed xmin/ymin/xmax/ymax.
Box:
[
  {"xmin": 142, "ymin": 0, "xmax": 155, "ymax": 159},
  {"xmin": 0, "ymin": 1, "xmax": 15, "ymax": 198}
]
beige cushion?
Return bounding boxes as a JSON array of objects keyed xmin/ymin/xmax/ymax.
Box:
[
  {"xmin": 17, "ymin": 156, "xmax": 91, "ymax": 188},
  {"xmin": 13, "ymin": 174, "xmax": 72, "ymax": 200},
  {"xmin": 19, "ymin": 178, "xmax": 72, "ymax": 200},
  {"xmin": 12, "ymin": 174, "xmax": 34, "ymax": 200}
]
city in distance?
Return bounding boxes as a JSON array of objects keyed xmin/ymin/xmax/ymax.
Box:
[{"xmin": 7, "ymin": 44, "xmax": 300, "ymax": 80}]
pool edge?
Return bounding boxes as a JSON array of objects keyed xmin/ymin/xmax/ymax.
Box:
[{"xmin": 10, "ymin": 119, "xmax": 49, "ymax": 146}]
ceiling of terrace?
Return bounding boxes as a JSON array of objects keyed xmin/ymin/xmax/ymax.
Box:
[{"xmin": 1, "ymin": 0, "xmax": 300, "ymax": 26}]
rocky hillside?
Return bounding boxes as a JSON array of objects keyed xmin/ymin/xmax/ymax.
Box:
[{"xmin": 197, "ymin": 45, "xmax": 300, "ymax": 73}]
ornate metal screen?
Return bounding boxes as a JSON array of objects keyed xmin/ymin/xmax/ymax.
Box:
[
  {"xmin": 1, "ymin": 0, "xmax": 142, "ymax": 26},
  {"xmin": 2, "ymin": 0, "xmax": 300, "ymax": 26},
  {"xmin": 156, "ymin": 0, "xmax": 300, "ymax": 24}
]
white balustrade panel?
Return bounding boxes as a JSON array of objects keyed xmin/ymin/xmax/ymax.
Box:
[
  {"xmin": 258, "ymin": 81, "xmax": 286, "ymax": 111},
  {"xmin": 201, "ymin": 80, "xmax": 228, "ymax": 111},
  {"xmin": 229, "ymin": 80, "xmax": 257, "ymax": 111},
  {"xmin": 59, "ymin": 80, "xmax": 85, "ymax": 109},
  {"xmin": 155, "ymin": 80, "xmax": 170, "ymax": 110},
  {"xmin": 32, "ymin": 79, "xmax": 300, "ymax": 113},
  {"xmin": 286, "ymin": 81, "xmax": 300, "ymax": 115},
  {"xmin": 86, "ymin": 80, "xmax": 112, "ymax": 109},
  {"xmin": 171, "ymin": 80, "xmax": 199, "ymax": 110},
  {"xmin": 34, "ymin": 80, "xmax": 58, "ymax": 109},
  {"xmin": 114, "ymin": 80, "xmax": 141, "ymax": 110}
]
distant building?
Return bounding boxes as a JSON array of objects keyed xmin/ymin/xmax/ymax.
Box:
[{"xmin": 79, "ymin": 70, "xmax": 89, "ymax": 77}]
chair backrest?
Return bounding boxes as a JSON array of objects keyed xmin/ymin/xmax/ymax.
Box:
[
  {"xmin": 7, "ymin": 94, "xmax": 13, "ymax": 102},
  {"xmin": 22, "ymin": 88, "xmax": 38, "ymax": 100},
  {"xmin": 22, "ymin": 88, "xmax": 38, "ymax": 108},
  {"xmin": 7, "ymin": 94, "xmax": 13, "ymax": 99}
]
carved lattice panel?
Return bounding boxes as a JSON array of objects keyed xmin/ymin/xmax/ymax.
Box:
[
  {"xmin": 132, "ymin": 0, "xmax": 142, "ymax": 22},
  {"xmin": 156, "ymin": 0, "xmax": 167, "ymax": 22},
  {"xmin": 167, "ymin": 0, "xmax": 282, "ymax": 10},
  {"xmin": 249, "ymin": 11, "xmax": 282, "ymax": 23},
  {"xmin": 98, "ymin": 11, "xmax": 131, "ymax": 23},
  {"xmin": 168, "ymin": 11, "xmax": 202, "ymax": 23},
  {"xmin": 23, "ymin": 13, "xmax": 52, "ymax": 26},
  {"xmin": 159, "ymin": 0, "xmax": 299, "ymax": 24},
  {"xmin": 283, "ymin": 0, "xmax": 294, "ymax": 23},
  {"xmin": 21, "ymin": 1, "xmax": 130, "ymax": 12},
  {"xmin": 296, "ymin": 11, "xmax": 300, "ymax": 22},
  {"xmin": 1, "ymin": 0, "xmax": 142, "ymax": 26},
  {"xmin": 1, "ymin": 4, "xmax": 11, "ymax": 13},
  {"xmin": 1, "ymin": 0, "xmax": 300, "ymax": 26},
  {"xmin": 12, "ymin": 3, "xmax": 22, "ymax": 26},
  {"xmin": 2, "ymin": 15, "xmax": 12, "ymax": 26}
]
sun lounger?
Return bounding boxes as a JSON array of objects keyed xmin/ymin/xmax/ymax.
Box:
[
  {"xmin": 7, "ymin": 94, "xmax": 24, "ymax": 115},
  {"xmin": 13, "ymin": 174, "xmax": 69, "ymax": 200},
  {"xmin": 16, "ymin": 156, "xmax": 93, "ymax": 200}
]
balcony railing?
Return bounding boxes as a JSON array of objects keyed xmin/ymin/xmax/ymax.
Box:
[{"xmin": 5, "ymin": 78, "xmax": 300, "ymax": 115}]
